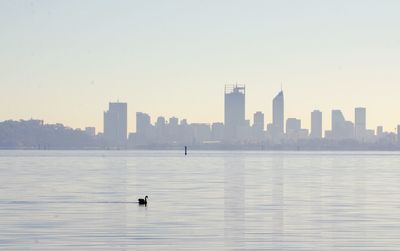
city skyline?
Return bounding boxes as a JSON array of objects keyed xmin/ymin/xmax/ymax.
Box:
[
  {"xmin": 1, "ymin": 1, "xmax": 400, "ymax": 132},
  {"xmin": 3, "ymin": 83, "xmax": 400, "ymax": 149},
  {"xmin": 95, "ymin": 85, "xmax": 400, "ymax": 148},
  {"xmin": 2, "ymin": 84, "xmax": 400, "ymax": 137},
  {"xmin": 3, "ymin": 2, "xmax": 400, "ymax": 250},
  {"xmin": 101, "ymin": 84, "xmax": 399, "ymax": 136},
  {"xmin": 127, "ymin": 86, "xmax": 398, "ymax": 143}
]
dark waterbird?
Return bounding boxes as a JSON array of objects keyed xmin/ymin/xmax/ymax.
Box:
[{"xmin": 138, "ymin": 196, "xmax": 148, "ymax": 205}]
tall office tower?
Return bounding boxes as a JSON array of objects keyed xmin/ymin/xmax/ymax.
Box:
[
  {"xmin": 224, "ymin": 84, "xmax": 245, "ymax": 140},
  {"xmin": 397, "ymin": 125, "xmax": 400, "ymax": 144},
  {"xmin": 331, "ymin": 110, "xmax": 345, "ymax": 132},
  {"xmin": 135, "ymin": 112, "xmax": 153, "ymax": 145},
  {"xmin": 168, "ymin": 117, "xmax": 179, "ymax": 141},
  {"xmin": 331, "ymin": 109, "xmax": 354, "ymax": 140},
  {"xmin": 136, "ymin": 112, "xmax": 151, "ymax": 135},
  {"xmin": 310, "ymin": 110, "xmax": 322, "ymax": 139},
  {"xmin": 376, "ymin": 126, "xmax": 383, "ymax": 137},
  {"xmin": 253, "ymin": 111, "xmax": 264, "ymax": 131},
  {"xmin": 179, "ymin": 119, "xmax": 193, "ymax": 144},
  {"xmin": 354, "ymin": 107, "xmax": 366, "ymax": 141},
  {"xmin": 272, "ymin": 90, "xmax": 284, "ymax": 136},
  {"xmin": 155, "ymin": 116, "xmax": 167, "ymax": 143},
  {"xmin": 104, "ymin": 102, "xmax": 127, "ymax": 146}
]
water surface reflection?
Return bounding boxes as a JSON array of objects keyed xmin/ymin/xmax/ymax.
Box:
[
  {"xmin": 224, "ymin": 157, "xmax": 245, "ymax": 250},
  {"xmin": 1, "ymin": 151, "xmax": 400, "ymax": 250}
]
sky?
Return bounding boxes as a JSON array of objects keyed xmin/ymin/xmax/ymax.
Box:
[{"xmin": 1, "ymin": 0, "xmax": 400, "ymax": 133}]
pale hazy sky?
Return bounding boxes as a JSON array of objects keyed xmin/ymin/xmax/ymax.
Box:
[{"xmin": 1, "ymin": 0, "xmax": 400, "ymax": 133}]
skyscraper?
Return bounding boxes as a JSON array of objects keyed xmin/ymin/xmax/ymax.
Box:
[
  {"xmin": 135, "ymin": 112, "xmax": 153, "ymax": 145},
  {"xmin": 397, "ymin": 125, "xmax": 400, "ymax": 144},
  {"xmin": 136, "ymin": 112, "xmax": 151, "ymax": 135},
  {"xmin": 376, "ymin": 126, "xmax": 383, "ymax": 137},
  {"xmin": 253, "ymin": 111, "xmax": 264, "ymax": 131},
  {"xmin": 104, "ymin": 102, "xmax": 127, "ymax": 147},
  {"xmin": 251, "ymin": 111, "xmax": 264, "ymax": 141},
  {"xmin": 224, "ymin": 84, "xmax": 245, "ymax": 141},
  {"xmin": 168, "ymin": 117, "xmax": 179, "ymax": 141},
  {"xmin": 310, "ymin": 110, "xmax": 322, "ymax": 139},
  {"xmin": 331, "ymin": 110, "xmax": 345, "ymax": 132},
  {"xmin": 272, "ymin": 90, "xmax": 284, "ymax": 136},
  {"xmin": 330, "ymin": 109, "xmax": 354, "ymax": 140},
  {"xmin": 154, "ymin": 116, "xmax": 167, "ymax": 143},
  {"xmin": 354, "ymin": 107, "xmax": 366, "ymax": 141}
]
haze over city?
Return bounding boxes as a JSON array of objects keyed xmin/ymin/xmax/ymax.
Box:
[
  {"xmin": 1, "ymin": 1, "xmax": 400, "ymax": 132},
  {"xmin": 4, "ymin": 2, "xmax": 400, "ymax": 250}
]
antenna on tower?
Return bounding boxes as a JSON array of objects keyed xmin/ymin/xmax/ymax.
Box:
[{"xmin": 280, "ymin": 81, "xmax": 283, "ymax": 92}]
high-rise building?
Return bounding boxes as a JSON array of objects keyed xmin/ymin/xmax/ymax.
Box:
[
  {"xmin": 310, "ymin": 110, "xmax": 322, "ymax": 139},
  {"xmin": 136, "ymin": 112, "xmax": 151, "ymax": 134},
  {"xmin": 251, "ymin": 112, "xmax": 265, "ymax": 141},
  {"xmin": 224, "ymin": 85, "xmax": 245, "ymax": 141},
  {"xmin": 168, "ymin": 117, "xmax": 179, "ymax": 141},
  {"xmin": 397, "ymin": 125, "xmax": 400, "ymax": 144},
  {"xmin": 154, "ymin": 116, "xmax": 166, "ymax": 142},
  {"xmin": 355, "ymin": 107, "xmax": 366, "ymax": 141},
  {"xmin": 272, "ymin": 90, "xmax": 284, "ymax": 136},
  {"xmin": 253, "ymin": 111, "xmax": 264, "ymax": 131},
  {"xmin": 377, "ymin": 126, "xmax": 383, "ymax": 137},
  {"xmin": 135, "ymin": 112, "xmax": 153, "ymax": 145},
  {"xmin": 330, "ymin": 109, "xmax": 354, "ymax": 140},
  {"xmin": 104, "ymin": 102, "xmax": 127, "ymax": 146},
  {"xmin": 331, "ymin": 110, "xmax": 345, "ymax": 132}
]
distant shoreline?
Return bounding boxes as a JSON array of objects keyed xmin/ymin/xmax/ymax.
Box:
[{"xmin": 1, "ymin": 146, "xmax": 400, "ymax": 151}]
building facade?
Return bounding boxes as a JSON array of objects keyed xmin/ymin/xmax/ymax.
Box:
[
  {"xmin": 104, "ymin": 102, "xmax": 127, "ymax": 147},
  {"xmin": 354, "ymin": 107, "xmax": 366, "ymax": 141},
  {"xmin": 272, "ymin": 90, "xmax": 284, "ymax": 138},
  {"xmin": 310, "ymin": 110, "xmax": 322, "ymax": 139},
  {"xmin": 224, "ymin": 85, "xmax": 246, "ymax": 141}
]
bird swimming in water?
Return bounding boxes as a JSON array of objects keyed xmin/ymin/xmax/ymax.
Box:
[{"xmin": 138, "ymin": 196, "xmax": 148, "ymax": 206}]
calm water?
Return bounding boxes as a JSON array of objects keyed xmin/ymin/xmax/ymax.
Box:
[{"xmin": 1, "ymin": 151, "xmax": 400, "ymax": 250}]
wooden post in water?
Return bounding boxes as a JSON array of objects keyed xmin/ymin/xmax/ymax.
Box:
[{"xmin": 184, "ymin": 146, "xmax": 187, "ymax": 156}]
